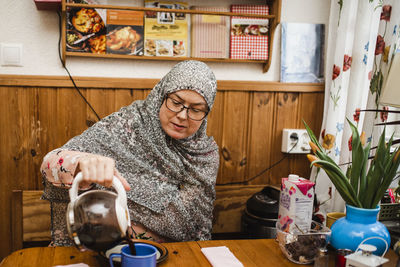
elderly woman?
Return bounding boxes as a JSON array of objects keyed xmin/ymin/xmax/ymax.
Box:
[{"xmin": 40, "ymin": 60, "xmax": 219, "ymax": 246}]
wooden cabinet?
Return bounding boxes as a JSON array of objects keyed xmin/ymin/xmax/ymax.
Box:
[{"xmin": 61, "ymin": 0, "xmax": 281, "ymax": 72}]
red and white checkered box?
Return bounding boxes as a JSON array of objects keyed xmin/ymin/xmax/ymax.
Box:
[{"xmin": 230, "ymin": 5, "xmax": 269, "ymax": 60}]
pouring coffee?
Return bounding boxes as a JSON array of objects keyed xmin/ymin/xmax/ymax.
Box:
[{"xmin": 66, "ymin": 172, "xmax": 131, "ymax": 252}]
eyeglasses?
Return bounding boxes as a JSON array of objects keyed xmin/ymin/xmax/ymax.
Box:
[{"xmin": 164, "ymin": 95, "xmax": 209, "ymax": 121}]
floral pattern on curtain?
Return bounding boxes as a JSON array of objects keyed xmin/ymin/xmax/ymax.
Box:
[
  {"xmin": 311, "ymin": 0, "xmax": 400, "ymax": 221},
  {"xmin": 364, "ymin": 1, "xmax": 400, "ymax": 142}
]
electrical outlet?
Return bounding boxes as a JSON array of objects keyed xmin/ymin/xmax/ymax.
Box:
[{"xmin": 281, "ymin": 129, "xmax": 311, "ymax": 154}]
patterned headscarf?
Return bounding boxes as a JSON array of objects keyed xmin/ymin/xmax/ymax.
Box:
[{"xmin": 62, "ymin": 60, "xmax": 219, "ymax": 240}]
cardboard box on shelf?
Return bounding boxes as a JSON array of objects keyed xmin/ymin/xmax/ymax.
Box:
[{"xmin": 34, "ymin": 0, "xmax": 61, "ymax": 11}]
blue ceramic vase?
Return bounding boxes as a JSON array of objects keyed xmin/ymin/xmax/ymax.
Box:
[{"xmin": 330, "ymin": 204, "xmax": 390, "ymax": 255}]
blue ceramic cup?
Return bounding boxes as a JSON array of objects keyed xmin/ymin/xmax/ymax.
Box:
[{"xmin": 109, "ymin": 243, "xmax": 157, "ymax": 267}]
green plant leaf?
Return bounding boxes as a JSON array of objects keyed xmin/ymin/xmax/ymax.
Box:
[
  {"xmin": 303, "ymin": 120, "xmax": 324, "ymax": 152},
  {"xmin": 375, "ymin": 127, "xmax": 388, "ymax": 164},
  {"xmin": 304, "ymin": 119, "xmax": 399, "ymax": 209},
  {"xmin": 311, "ymin": 159, "xmax": 361, "ymax": 207},
  {"xmin": 346, "ymin": 165, "xmax": 352, "ymax": 180},
  {"xmin": 364, "ymin": 129, "xmax": 390, "ymax": 206},
  {"xmin": 369, "ymin": 161, "xmax": 386, "ymax": 208},
  {"xmin": 315, "ymin": 147, "xmax": 337, "ymax": 165},
  {"xmin": 363, "ymin": 159, "xmax": 384, "ymax": 208},
  {"xmin": 359, "ymin": 142, "xmax": 371, "ymax": 206},
  {"xmin": 371, "ymin": 147, "xmax": 400, "ymax": 207},
  {"xmin": 303, "ymin": 120, "xmax": 336, "ymax": 165},
  {"xmin": 347, "ymin": 119, "xmax": 364, "ymax": 195}
]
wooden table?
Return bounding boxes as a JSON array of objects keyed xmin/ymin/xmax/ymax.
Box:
[{"xmin": 1, "ymin": 239, "xmax": 398, "ymax": 267}]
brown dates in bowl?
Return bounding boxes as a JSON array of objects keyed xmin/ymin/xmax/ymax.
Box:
[{"xmin": 276, "ymin": 221, "xmax": 331, "ymax": 264}]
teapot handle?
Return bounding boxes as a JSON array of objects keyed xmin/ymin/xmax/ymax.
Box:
[{"xmin": 69, "ymin": 172, "xmax": 128, "ymax": 208}]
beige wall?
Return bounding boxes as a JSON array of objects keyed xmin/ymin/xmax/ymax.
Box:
[{"xmin": 0, "ymin": 0, "xmax": 330, "ymax": 80}]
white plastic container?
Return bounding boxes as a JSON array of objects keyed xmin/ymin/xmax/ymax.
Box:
[
  {"xmin": 345, "ymin": 238, "xmax": 389, "ymax": 267},
  {"xmin": 345, "ymin": 244, "xmax": 388, "ymax": 267}
]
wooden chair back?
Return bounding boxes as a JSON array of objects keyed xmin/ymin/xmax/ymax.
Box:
[{"xmin": 11, "ymin": 190, "xmax": 51, "ymax": 251}]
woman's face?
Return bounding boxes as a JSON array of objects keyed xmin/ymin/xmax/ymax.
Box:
[{"xmin": 159, "ymin": 90, "xmax": 208, "ymax": 139}]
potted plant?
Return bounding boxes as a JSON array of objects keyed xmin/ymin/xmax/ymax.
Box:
[{"xmin": 304, "ymin": 118, "xmax": 400, "ymax": 255}]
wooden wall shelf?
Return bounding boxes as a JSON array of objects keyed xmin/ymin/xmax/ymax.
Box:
[
  {"xmin": 61, "ymin": 0, "xmax": 281, "ymax": 73},
  {"xmin": 65, "ymin": 51, "xmax": 267, "ymax": 63}
]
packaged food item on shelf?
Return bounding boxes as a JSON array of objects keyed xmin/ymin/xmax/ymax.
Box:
[
  {"xmin": 106, "ymin": 10, "xmax": 144, "ymax": 55},
  {"xmin": 144, "ymin": 0, "xmax": 189, "ymax": 57},
  {"xmin": 230, "ymin": 4, "xmax": 269, "ymax": 60},
  {"xmin": 191, "ymin": 6, "xmax": 229, "ymax": 59},
  {"xmin": 278, "ymin": 174, "xmax": 315, "ymax": 233},
  {"xmin": 66, "ymin": 0, "xmax": 107, "ymax": 54}
]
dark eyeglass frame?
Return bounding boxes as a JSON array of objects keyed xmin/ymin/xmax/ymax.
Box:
[{"xmin": 164, "ymin": 95, "xmax": 209, "ymax": 121}]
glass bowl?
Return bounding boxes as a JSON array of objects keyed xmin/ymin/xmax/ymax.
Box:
[{"xmin": 276, "ymin": 221, "xmax": 331, "ymax": 264}]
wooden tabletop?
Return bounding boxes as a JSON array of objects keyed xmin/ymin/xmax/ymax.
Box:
[{"xmin": 1, "ymin": 239, "xmax": 398, "ymax": 267}]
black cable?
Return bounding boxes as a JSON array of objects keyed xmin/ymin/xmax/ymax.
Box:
[
  {"xmin": 57, "ymin": 11, "xmax": 101, "ymax": 121},
  {"xmin": 216, "ymin": 139, "xmax": 299, "ymax": 186}
]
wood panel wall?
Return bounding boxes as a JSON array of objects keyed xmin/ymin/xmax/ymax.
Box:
[{"xmin": 0, "ymin": 75, "xmax": 324, "ymax": 260}]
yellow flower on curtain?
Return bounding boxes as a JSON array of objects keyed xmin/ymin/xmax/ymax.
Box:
[
  {"xmin": 322, "ymin": 134, "xmax": 335, "ymax": 150},
  {"xmin": 383, "ymin": 46, "xmax": 390, "ymax": 63}
]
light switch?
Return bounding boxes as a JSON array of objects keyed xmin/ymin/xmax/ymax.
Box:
[{"xmin": 0, "ymin": 43, "xmax": 23, "ymax": 67}]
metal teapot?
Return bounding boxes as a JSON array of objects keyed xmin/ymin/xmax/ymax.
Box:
[{"xmin": 66, "ymin": 172, "xmax": 131, "ymax": 252}]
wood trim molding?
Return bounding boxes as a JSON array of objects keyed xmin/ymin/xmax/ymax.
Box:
[
  {"xmin": 219, "ymin": 80, "xmax": 324, "ymax": 92},
  {"xmin": 0, "ymin": 75, "xmax": 157, "ymax": 89},
  {"xmin": 0, "ymin": 74, "xmax": 324, "ymax": 92}
]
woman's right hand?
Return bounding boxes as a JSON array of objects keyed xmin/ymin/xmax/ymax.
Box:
[{"xmin": 76, "ymin": 154, "xmax": 131, "ymax": 191}]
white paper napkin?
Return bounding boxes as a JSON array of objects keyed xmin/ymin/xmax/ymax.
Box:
[
  {"xmin": 53, "ymin": 264, "xmax": 89, "ymax": 267},
  {"xmin": 201, "ymin": 246, "xmax": 244, "ymax": 267}
]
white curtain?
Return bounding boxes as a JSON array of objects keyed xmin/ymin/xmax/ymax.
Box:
[{"xmin": 312, "ymin": 0, "xmax": 400, "ymax": 219}]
